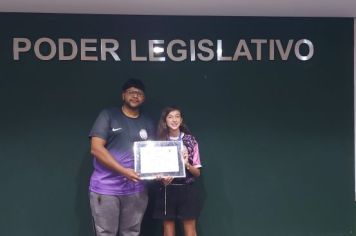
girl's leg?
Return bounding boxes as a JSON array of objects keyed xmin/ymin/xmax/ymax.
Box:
[
  {"xmin": 163, "ymin": 220, "xmax": 176, "ymax": 236},
  {"xmin": 183, "ymin": 219, "xmax": 197, "ymax": 236}
]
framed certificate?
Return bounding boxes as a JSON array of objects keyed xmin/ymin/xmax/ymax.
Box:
[{"xmin": 133, "ymin": 140, "xmax": 186, "ymax": 179}]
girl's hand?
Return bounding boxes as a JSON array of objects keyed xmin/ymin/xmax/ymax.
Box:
[{"xmin": 161, "ymin": 176, "xmax": 174, "ymax": 186}]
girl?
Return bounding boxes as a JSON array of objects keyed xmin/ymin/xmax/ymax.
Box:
[{"xmin": 153, "ymin": 106, "xmax": 202, "ymax": 236}]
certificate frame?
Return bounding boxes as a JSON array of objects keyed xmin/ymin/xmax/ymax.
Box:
[{"xmin": 133, "ymin": 140, "xmax": 186, "ymax": 180}]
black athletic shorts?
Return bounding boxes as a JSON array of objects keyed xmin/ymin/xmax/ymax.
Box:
[{"xmin": 153, "ymin": 182, "xmax": 201, "ymax": 220}]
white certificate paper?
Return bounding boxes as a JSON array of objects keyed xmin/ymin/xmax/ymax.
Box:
[
  {"xmin": 140, "ymin": 145, "xmax": 179, "ymax": 173},
  {"xmin": 134, "ymin": 141, "xmax": 186, "ymax": 179}
]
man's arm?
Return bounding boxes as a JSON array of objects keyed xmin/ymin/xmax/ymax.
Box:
[{"xmin": 90, "ymin": 136, "xmax": 140, "ymax": 182}]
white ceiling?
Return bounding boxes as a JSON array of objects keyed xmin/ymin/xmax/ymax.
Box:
[{"xmin": 0, "ymin": 0, "xmax": 356, "ymax": 17}]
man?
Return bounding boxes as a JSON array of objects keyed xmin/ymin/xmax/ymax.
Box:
[{"xmin": 89, "ymin": 78, "xmax": 154, "ymax": 236}]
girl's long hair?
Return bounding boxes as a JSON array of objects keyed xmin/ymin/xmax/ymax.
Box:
[{"xmin": 157, "ymin": 106, "xmax": 191, "ymax": 140}]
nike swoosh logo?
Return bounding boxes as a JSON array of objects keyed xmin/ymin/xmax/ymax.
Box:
[{"xmin": 112, "ymin": 128, "xmax": 122, "ymax": 132}]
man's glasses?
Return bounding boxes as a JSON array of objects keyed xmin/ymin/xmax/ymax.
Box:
[{"xmin": 126, "ymin": 90, "xmax": 144, "ymax": 97}]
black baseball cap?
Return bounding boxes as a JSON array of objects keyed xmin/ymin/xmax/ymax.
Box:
[{"xmin": 121, "ymin": 78, "xmax": 145, "ymax": 92}]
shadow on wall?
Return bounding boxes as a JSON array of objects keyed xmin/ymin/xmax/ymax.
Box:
[
  {"xmin": 141, "ymin": 181, "xmax": 162, "ymax": 236},
  {"xmin": 76, "ymin": 151, "xmax": 94, "ymax": 236},
  {"xmin": 197, "ymin": 175, "xmax": 207, "ymax": 236}
]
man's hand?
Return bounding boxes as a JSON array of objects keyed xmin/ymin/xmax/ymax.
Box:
[{"xmin": 123, "ymin": 168, "xmax": 140, "ymax": 182}]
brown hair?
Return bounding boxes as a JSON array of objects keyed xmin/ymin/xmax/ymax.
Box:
[{"xmin": 157, "ymin": 106, "xmax": 191, "ymax": 140}]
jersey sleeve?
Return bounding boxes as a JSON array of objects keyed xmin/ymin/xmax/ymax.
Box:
[{"xmin": 89, "ymin": 109, "xmax": 111, "ymax": 141}]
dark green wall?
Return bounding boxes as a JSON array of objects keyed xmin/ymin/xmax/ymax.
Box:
[{"xmin": 0, "ymin": 13, "xmax": 354, "ymax": 236}]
